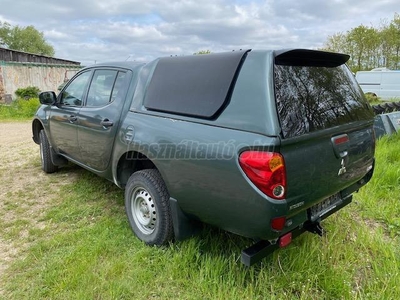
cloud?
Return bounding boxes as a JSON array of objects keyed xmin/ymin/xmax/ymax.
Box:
[{"xmin": 1, "ymin": 0, "xmax": 398, "ymax": 65}]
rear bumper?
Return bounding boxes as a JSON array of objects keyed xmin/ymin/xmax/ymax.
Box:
[{"xmin": 241, "ymin": 194, "xmax": 353, "ymax": 266}]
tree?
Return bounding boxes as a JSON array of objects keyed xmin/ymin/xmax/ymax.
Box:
[
  {"xmin": 323, "ymin": 12, "xmax": 400, "ymax": 72},
  {"xmin": 0, "ymin": 22, "xmax": 11, "ymax": 47},
  {"xmin": 347, "ymin": 25, "xmax": 380, "ymax": 71},
  {"xmin": 387, "ymin": 13, "xmax": 400, "ymax": 69},
  {"xmin": 323, "ymin": 33, "xmax": 347, "ymax": 54},
  {"xmin": 0, "ymin": 22, "xmax": 55, "ymax": 57}
]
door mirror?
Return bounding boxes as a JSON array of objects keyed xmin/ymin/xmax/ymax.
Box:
[{"xmin": 39, "ymin": 91, "xmax": 57, "ymax": 105}]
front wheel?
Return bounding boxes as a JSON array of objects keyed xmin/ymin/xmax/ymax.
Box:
[
  {"xmin": 125, "ymin": 169, "xmax": 174, "ymax": 245},
  {"xmin": 39, "ymin": 130, "xmax": 58, "ymax": 174}
]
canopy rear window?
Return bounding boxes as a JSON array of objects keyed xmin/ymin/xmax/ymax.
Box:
[
  {"xmin": 274, "ymin": 50, "xmax": 374, "ymax": 138},
  {"xmin": 144, "ymin": 50, "xmax": 248, "ymax": 119}
]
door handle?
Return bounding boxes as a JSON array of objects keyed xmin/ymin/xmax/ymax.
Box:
[
  {"xmin": 100, "ymin": 119, "xmax": 114, "ymax": 128},
  {"xmin": 69, "ymin": 115, "xmax": 77, "ymax": 123}
]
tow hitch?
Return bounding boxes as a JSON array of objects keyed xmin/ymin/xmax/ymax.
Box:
[
  {"xmin": 241, "ymin": 197, "xmax": 351, "ymax": 266},
  {"xmin": 241, "ymin": 222, "xmax": 325, "ymax": 267},
  {"xmin": 304, "ymin": 221, "xmax": 325, "ymax": 236}
]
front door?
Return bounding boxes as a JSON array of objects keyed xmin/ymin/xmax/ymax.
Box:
[{"xmin": 49, "ymin": 70, "xmax": 92, "ymax": 160}]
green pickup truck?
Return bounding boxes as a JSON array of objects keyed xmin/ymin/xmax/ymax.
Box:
[{"xmin": 32, "ymin": 49, "xmax": 375, "ymax": 266}]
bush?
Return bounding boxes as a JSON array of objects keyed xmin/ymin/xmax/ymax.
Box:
[
  {"xmin": 364, "ymin": 92, "xmax": 380, "ymax": 104},
  {"xmin": 15, "ymin": 86, "xmax": 41, "ymax": 99},
  {"xmin": 0, "ymin": 98, "xmax": 40, "ymax": 120}
]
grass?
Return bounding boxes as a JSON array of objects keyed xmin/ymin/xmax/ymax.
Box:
[
  {"xmin": 363, "ymin": 93, "xmax": 400, "ymax": 106},
  {"xmin": 357, "ymin": 134, "xmax": 400, "ymax": 237},
  {"xmin": 1, "ymin": 135, "xmax": 400, "ymax": 299},
  {"xmin": 0, "ymin": 98, "xmax": 40, "ymax": 120},
  {"xmin": 364, "ymin": 93, "xmax": 381, "ymax": 105}
]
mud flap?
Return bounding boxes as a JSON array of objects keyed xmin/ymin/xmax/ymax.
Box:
[
  {"xmin": 50, "ymin": 146, "xmax": 68, "ymax": 166},
  {"xmin": 169, "ymin": 197, "xmax": 201, "ymax": 241}
]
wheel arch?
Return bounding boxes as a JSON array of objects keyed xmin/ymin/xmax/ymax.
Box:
[
  {"xmin": 117, "ymin": 150, "xmax": 200, "ymax": 241},
  {"xmin": 32, "ymin": 119, "xmax": 44, "ymax": 144},
  {"xmin": 116, "ymin": 151, "xmax": 158, "ymax": 188}
]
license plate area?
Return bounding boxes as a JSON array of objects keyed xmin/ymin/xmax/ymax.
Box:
[{"xmin": 308, "ymin": 193, "xmax": 343, "ymax": 222}]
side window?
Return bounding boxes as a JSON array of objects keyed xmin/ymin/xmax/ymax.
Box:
[
  {"xmin": 86, "ymin": 70, "xmax": 118, "ymax": 107},
  {"xmin": 60, "ymin": 71, "xmax": 91, "ymax": 106},
  {"xmin": 111, "ymin": 71, "xmax": 127, "ymax": 102},
  {"xmin": 143, "ymin": 51, "xmax": 248, "ymax": 119}
]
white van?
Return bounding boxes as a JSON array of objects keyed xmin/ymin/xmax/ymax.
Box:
[{"xmin": 355, "ymin": 68, "xmax": 400, "ymax": 100}]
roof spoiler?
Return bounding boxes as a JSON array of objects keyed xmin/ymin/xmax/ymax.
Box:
[{"xmin": 274, "ymin": 49, "xmax": 350, "ymax": 67}]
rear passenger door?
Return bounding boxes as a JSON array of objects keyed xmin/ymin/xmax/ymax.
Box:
[{"xmin": 77, "ymin": 69, "xmax": 129, "ymax": 171}]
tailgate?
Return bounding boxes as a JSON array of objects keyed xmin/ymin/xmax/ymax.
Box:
[
  {"xmin": 280, "ymin": 124, "xmax": 375, "ymax": 216},
  {"xmin": 274, "ymin": 49, "xmax": 375, "ymax": 216}
]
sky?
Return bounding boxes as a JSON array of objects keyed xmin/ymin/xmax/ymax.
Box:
[{"xmin": 0, "ymin": 0, "xmax": 398, "ymax": 65}]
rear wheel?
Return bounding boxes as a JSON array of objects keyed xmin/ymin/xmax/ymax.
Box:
[
  {"xmin": 39, "ymin": 130, "xmax": 58, "ymax": 173},
  {"xmin": 125, "ymin": 169, "xmax": 174, "ymax": 245}
]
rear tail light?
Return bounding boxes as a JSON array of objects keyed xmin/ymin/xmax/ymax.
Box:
[
  {"xmin": 271, "ymin": 216, "xmax": 286, "ymax": 231},
  {"xmin": 239, "ymin": 151, "xmax": 286, "ymax": 199}
]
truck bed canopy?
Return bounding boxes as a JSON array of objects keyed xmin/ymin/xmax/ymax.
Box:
[{"xmin": 144, "ymin": 50, "xmax": 249, "ymax": 119}]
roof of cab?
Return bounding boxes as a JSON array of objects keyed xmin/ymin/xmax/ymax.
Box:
[{"xmin": 82, "ymin": 61, "xmax": 146, "ymax": 71}]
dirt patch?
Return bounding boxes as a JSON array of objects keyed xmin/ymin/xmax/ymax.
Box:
[{"xmin": 0, "ymin": 121, "xmax": 78, "ymax": 294}]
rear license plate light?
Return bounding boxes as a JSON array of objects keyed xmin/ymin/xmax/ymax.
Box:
[{"xmin": 309, "ymin": 194, "xmax": 343, "ymax": 222}]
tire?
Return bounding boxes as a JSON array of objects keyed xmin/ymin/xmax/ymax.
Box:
[
  {"xmin": 372, "ymin": 106, "xmax": 381, "ymax": 114},
  {"xmin": 394, "ymin": 102, "xmax": 400, "ymax": 110},
  {"xmin": 387, "ymin": 102, "xmax": 396, "ymax": 110},
  {"xmin": 39, "ymin": 130, "xmax": 58, "ymax": 173},
  {"xmin": 125, "ymin": 169, "xmax": 174, "ymax": 246}
]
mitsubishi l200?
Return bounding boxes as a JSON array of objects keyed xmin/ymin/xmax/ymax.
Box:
[{"xmin": 32, "ymin": 49, "xmax": 375, "ymax": 266}]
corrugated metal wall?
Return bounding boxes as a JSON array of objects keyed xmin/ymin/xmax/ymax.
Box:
[
  {"xmin": 0, "ymin": 62, "xmax": 81, "ymax": 102},
  {"xmin": 0, "ymin": 47, "xmax": 80, "ymax": 65}
]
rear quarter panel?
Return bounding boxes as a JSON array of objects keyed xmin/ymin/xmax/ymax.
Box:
[{"xmin": 113, "ymin": 112, "xmax": 286, "ymax": 240}]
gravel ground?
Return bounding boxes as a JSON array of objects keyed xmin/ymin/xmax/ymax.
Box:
[{"xmin": 0, "ymin": 121, "xmax": 76, "ymax": 295}]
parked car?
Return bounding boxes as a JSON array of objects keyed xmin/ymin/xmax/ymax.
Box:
[
  {"xmin": 356, "ymin": 68, "xmax": 400, "ymax": 100},
  {"xmin": 32, "ymin": 49, "xmax": 375, "ymax": 266}
]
